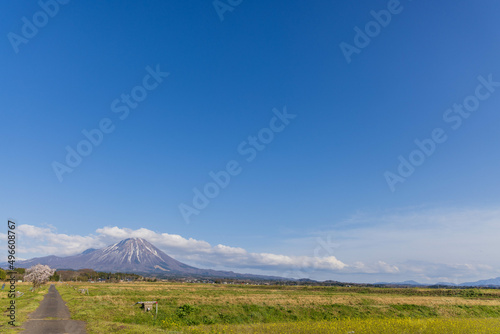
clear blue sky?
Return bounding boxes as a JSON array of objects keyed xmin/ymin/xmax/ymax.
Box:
[{"xmin": 1, "ymin": 0, "xmax": 500, "ymax": 283}]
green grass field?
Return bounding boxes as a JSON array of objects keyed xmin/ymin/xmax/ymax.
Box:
[{"xmin": 4, "ymin": 282, "xmax": 500, "ymax": 333}]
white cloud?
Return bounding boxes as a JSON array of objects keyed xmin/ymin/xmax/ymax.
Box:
[
  {"xmin": 16, "ymin": 225, "xmax": 104, "ymax": 256},
  {"xmin": 308, "ymin": 206, "xmax": 500, "ymax": 282},
  {"xmin": 0, "ymin": 224, "xmax": 353, "ymax": 275},
  {"xmin": 96, "ymin": 226, "xmax": 213, "ymax": 253},
  {"xmin": 0, "ymin": 224, "xmax": 397, "ymax": 277},
  {"xmin": 2, "ymin": 206, "xmax": 498, "ymax": 283},
  {"xmin": 350, "ymin": 261, "xmax": 399, "ymax": 274}
]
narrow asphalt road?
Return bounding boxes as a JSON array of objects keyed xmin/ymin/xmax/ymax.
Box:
[{"xmin": 22, "ymin": 284, "xmax": 87, "ymax": 334}]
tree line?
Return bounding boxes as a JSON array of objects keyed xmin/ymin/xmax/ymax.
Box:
[{"xmin": 1, "ymin": 267, "xmax": 143, "ymax": 283}]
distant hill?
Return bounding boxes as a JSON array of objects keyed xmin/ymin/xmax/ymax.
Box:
[
  {"xmin": 4, "ymin": 238, "xmax": 500, "ymax": 286},
  {"xmin": 4, "ymin": 238, "xmax": 283, "ymax": 280},
  {"xmin": 375, "ymin": 280, "xmax": 425, "ymax": 286},
  {"xmin": 459, "ymin": 277, "xmax": 500, "ymax": 287},
  {"xmin": 376, "ymin": 278, "xmax": 500, "ymax": 288},
  {"xmin": 434, "ymin": 282, "xmax": 457, "ymax": 286}
]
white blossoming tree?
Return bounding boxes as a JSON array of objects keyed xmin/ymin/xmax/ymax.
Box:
[{"xmin": 24, "ymin": 264, "xmax": 56, "ymax": 289}]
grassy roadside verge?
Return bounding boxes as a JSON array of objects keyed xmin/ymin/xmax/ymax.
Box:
[{"xmin": 0, "ymin": 283, "xmax": 50, "ymax": 333}]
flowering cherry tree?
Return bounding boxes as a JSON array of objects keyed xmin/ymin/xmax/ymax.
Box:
[{"xmin": 24, "ymin": 264, "xmax": 56, "ymax": 289}]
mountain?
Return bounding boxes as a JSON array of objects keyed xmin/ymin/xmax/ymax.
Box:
[
  {"xmin": 375, "ymin": 280, "xmax": 425, "ymax": 286},
  {"xmin": 459, "ymin": 277, "xmax": 500, "ymax": 287},
  {"xmin": 397, "ymin": 280, "xmax": 423, "ymax": 286},
  {"xmin": 7, "ymin": 238, "xmax": 282, "ymax": 280},
  {"xmin": 434, "ymin": 282, "xmax": 457, "ymax": 286},
  {"xmin": 7, "ymin": 238, "xmax": 500, "ymax": 285},
  {"xmin": 376, "ymin": 278, "xmax": 500, "ymax": 288}
]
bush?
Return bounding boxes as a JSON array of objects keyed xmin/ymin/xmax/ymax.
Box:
[{"xmin": 176, "ymin": 304, "xmax": 198, "ymax": 318}]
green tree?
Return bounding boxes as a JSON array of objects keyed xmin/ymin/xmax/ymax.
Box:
[
  {"xmin": 0, "ymin": 268, "xmax": 6, "ymax": 281},
  {"xmin": 50, "ymin": 272, "xmax": 60, "ymax": 282}
]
